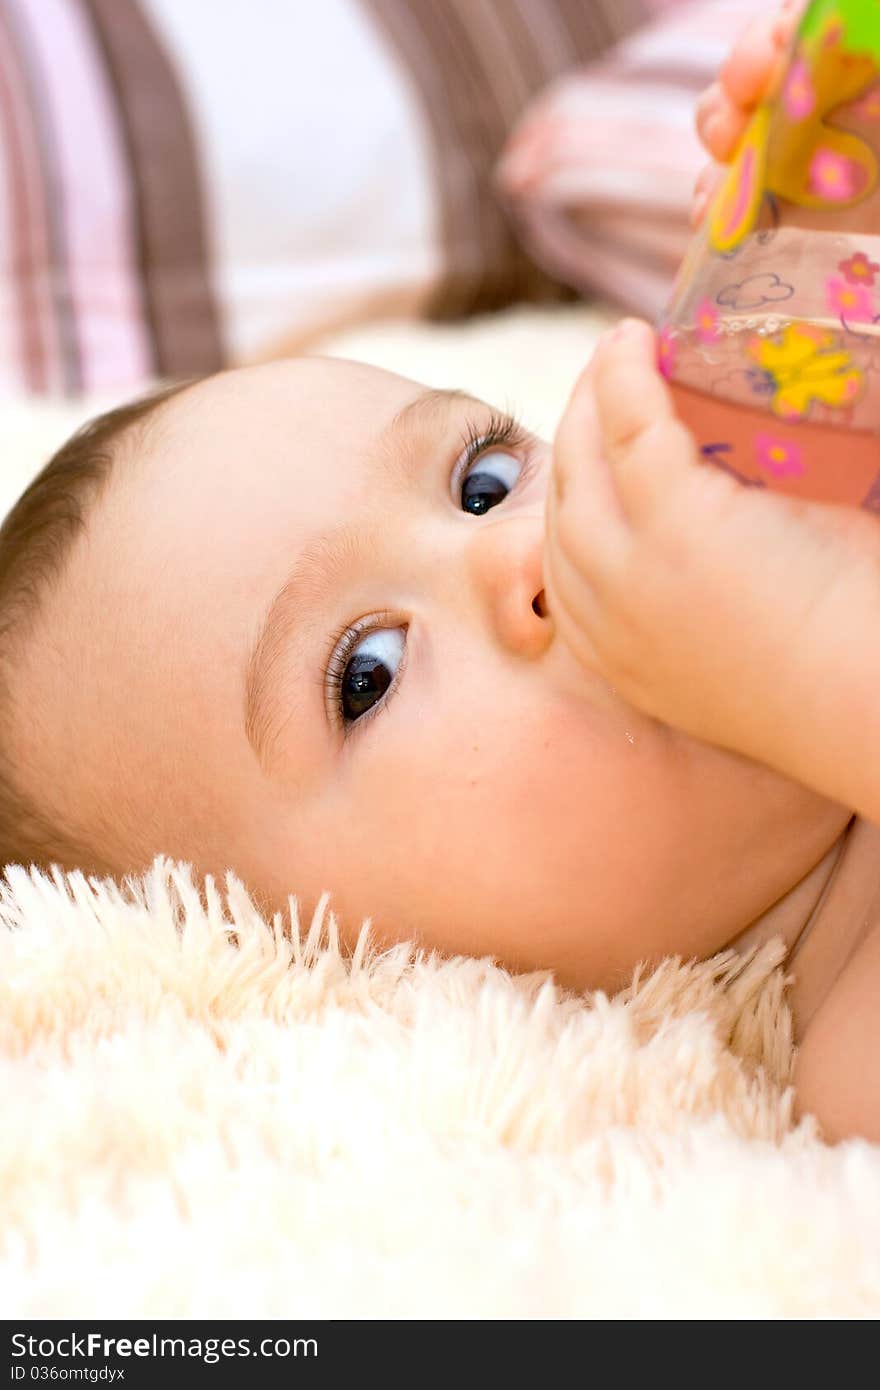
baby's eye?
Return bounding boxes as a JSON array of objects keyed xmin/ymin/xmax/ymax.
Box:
[
  {"xmin": 328, "ymin": 625, "xmax": 406, "ymax": 728},
  {"xmin": 459, "ymin": 450, "xmax": 523, "ymax": 516}
]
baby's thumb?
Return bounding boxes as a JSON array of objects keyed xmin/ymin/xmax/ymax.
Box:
[
  {"xmin": 553, "ymin": 350, "xmax": 604, "ymax": 502},
  {"xmin": 552, "ymin": 344, "xmax": 626, "ymax": 524}
]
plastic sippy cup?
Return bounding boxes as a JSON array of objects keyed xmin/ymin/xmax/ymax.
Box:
[{"xmin": 657, "ymin": 0, "xmax": 880, "ymax": 509}]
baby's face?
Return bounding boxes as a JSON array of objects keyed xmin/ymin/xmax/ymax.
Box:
[{"xmin": 21, "ymin": 357, "xmax": 848, "ymax": 991}]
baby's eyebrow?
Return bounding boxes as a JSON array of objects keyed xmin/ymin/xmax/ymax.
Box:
[
  {"xmin": 244, "ymin": 385, "xmax": 482, "ymax": 770},
  {"xmin": 376, "ymin": 387, "xmax": 480, "ymax": 490}
]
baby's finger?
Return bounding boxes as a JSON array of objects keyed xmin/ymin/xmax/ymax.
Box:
[
  {"xmin": 695, "ymin": 82, "xmax": 746, "ymax": 163},
  {"xmin": 772, "ymin": 0, "xmax": 805, "ymax": 51},
  {"xmin": 543, "ymin": 482, "xmax": 605, "ymax": 675},
  {"xmin": 696, "ymin": 5, "xmax": 803, "ymax": 163},
  {"xmin": 549, "ymin": 352, "xmax": 630, "ymax": 584},
  {"xmin": 545, "ymin": 374, "xmax": 618, "ymax": 673},
  {"xmin": 552, "ymin": 355, "xmax": 628, "ymax": 535},
  {"xmin": 591, "ymin": 320, "xmax": 701, "ymax": 520},
  {"xmin": 719, "ymin": 12, "xmax": 786, "ymax": 111}
]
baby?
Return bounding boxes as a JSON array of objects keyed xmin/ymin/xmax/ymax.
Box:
[{"xmin": 1, "ymin": 6, "xmax": 878, "ymax": 1144}]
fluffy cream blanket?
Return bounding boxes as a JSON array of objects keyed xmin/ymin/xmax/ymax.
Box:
[{"xmin": 2, "ymin": 307, "xmax": 880, "ymax": 1318}]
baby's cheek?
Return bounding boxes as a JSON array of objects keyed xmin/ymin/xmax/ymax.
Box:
[
  {"xmin": 389, "ymin": 691, "xmax": 588, "ymax": 865},
  {"xmin": 345, "ymin": 694, "xmax": 547, "ymax": 868}
]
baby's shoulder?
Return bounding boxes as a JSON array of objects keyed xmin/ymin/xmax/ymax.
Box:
[{"xmin": 793, "ymin": 917, "xmax": 880, "ymax": 1145}]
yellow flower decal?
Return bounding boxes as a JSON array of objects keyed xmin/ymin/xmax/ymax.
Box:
[
  {"xmin": 709, "ymin": 9, "xmax": 878, "ymax": 252},
  {"xmin": 746, "ymin": 321, "xmax": 863, "ymax": 418}
]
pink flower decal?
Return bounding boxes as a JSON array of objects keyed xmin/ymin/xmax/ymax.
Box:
[
  {"xmin": 754, "ymin": 434, "xmax": 804, "ymax": 479},
  {"xmin": 809, "ymin": 147, "xmax": 861, "ymax": 201},
  {"xmin": 826, "ymin": 273, "xmax": 874, "ymax": 322},
  {"xmin": 657, "ymin": 327, "xmax": 677, "ymax": 380},
  {"xmin": 838, "ymin": 251, "xmax": 880, "ymax": 286},
  {"xmin": 694, "ymin": 298, "xmax": 720, "ymax": 344},
  {"xmin": 783, "ymin": 59, "xmax": 815, "ymax": 120}
]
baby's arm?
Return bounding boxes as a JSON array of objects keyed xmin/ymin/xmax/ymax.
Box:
[
  {"xmin": 546, "ymin": 321, "xmax": 880, "ymax": 826},
  {"xmin": 793, "ymin": 925, "xmax": 880, "ymax": 1144}
]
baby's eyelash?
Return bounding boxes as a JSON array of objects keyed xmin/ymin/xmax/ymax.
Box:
[
  {"xmin": 458, "ymin": 408, "xmax": 529, "ymax": 475},
  {"xmin": 322, "ymin": 611, "xmax": 402, "ymax": 739}
]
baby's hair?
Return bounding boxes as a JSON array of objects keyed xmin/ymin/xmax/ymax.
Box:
[{"xmin": 0, "ymin": 377, "xmax": 199, "ymax": 875}]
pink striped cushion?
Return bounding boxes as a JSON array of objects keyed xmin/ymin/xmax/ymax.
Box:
[
  {"xmin": 0, "ymin": 0, "xmax": 655, "ymax": 399},
  {"xmin": 494, "ymin": 0, "xmax": 769, "ymax": 320}
]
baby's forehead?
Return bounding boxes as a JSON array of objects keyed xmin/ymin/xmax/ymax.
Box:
[
  {"xmin": 167, "ymin": 355, "xmax": 425, "ymax": 432},
  {"xmin": 126, "ymin": 357, "xmax": 433, "ymax": 521},
  {"xmin": 109, "ymin": 356, "xmax": 430, "ymax": 532},
  {"xmin": 109, "ymin": 354, "xmax": 435, "ymax": 556}
]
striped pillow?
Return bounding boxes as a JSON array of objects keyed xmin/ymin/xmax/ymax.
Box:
[
  {"xmin": 494, "ymin": 0, "xmax": 769, "ymax": 320},
  {"xmin": 0, "ymin": 0, "xmax": 653, "ymax": 398}
]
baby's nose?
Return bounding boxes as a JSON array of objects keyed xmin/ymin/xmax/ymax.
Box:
[{"xmin": 469, "ymin": 516, "xmax": 552, "ymax": 658}]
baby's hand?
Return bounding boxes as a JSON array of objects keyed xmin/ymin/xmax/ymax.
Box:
[
  {"xmin": 545, "ymin": 320, "xmax": 880, "ymax": 782},
  {"xmin": 692, "ymin": 0, "xmax": 804, "ymax": 224}
]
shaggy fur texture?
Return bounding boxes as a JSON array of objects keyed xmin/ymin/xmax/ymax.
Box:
[{"xmin": 1, "ymin": 856, "xmax": 879, "ymax": 1318}]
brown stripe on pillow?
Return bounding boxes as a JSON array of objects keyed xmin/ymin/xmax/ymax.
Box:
[
  {"xmin": 361, "ymin": 0, "xmax": 649, "ymax": 319},
  {"xmin": 608, "ymin": 59, "xmax": 715, "ymax": 91},
  {"xmin": 0, "ymin": 1, "xmax": 79, "ymax": 392},
  {"xmin": 79, "ymin": 0, "xmax": 223, "ymax": 380},
  {"xmin": 0, "ymin": 12, "xmax": 46, "ymax": 392},
  {"xmin": 554, "ymin": 0, "xmax": 649, "ymax": 52}
]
